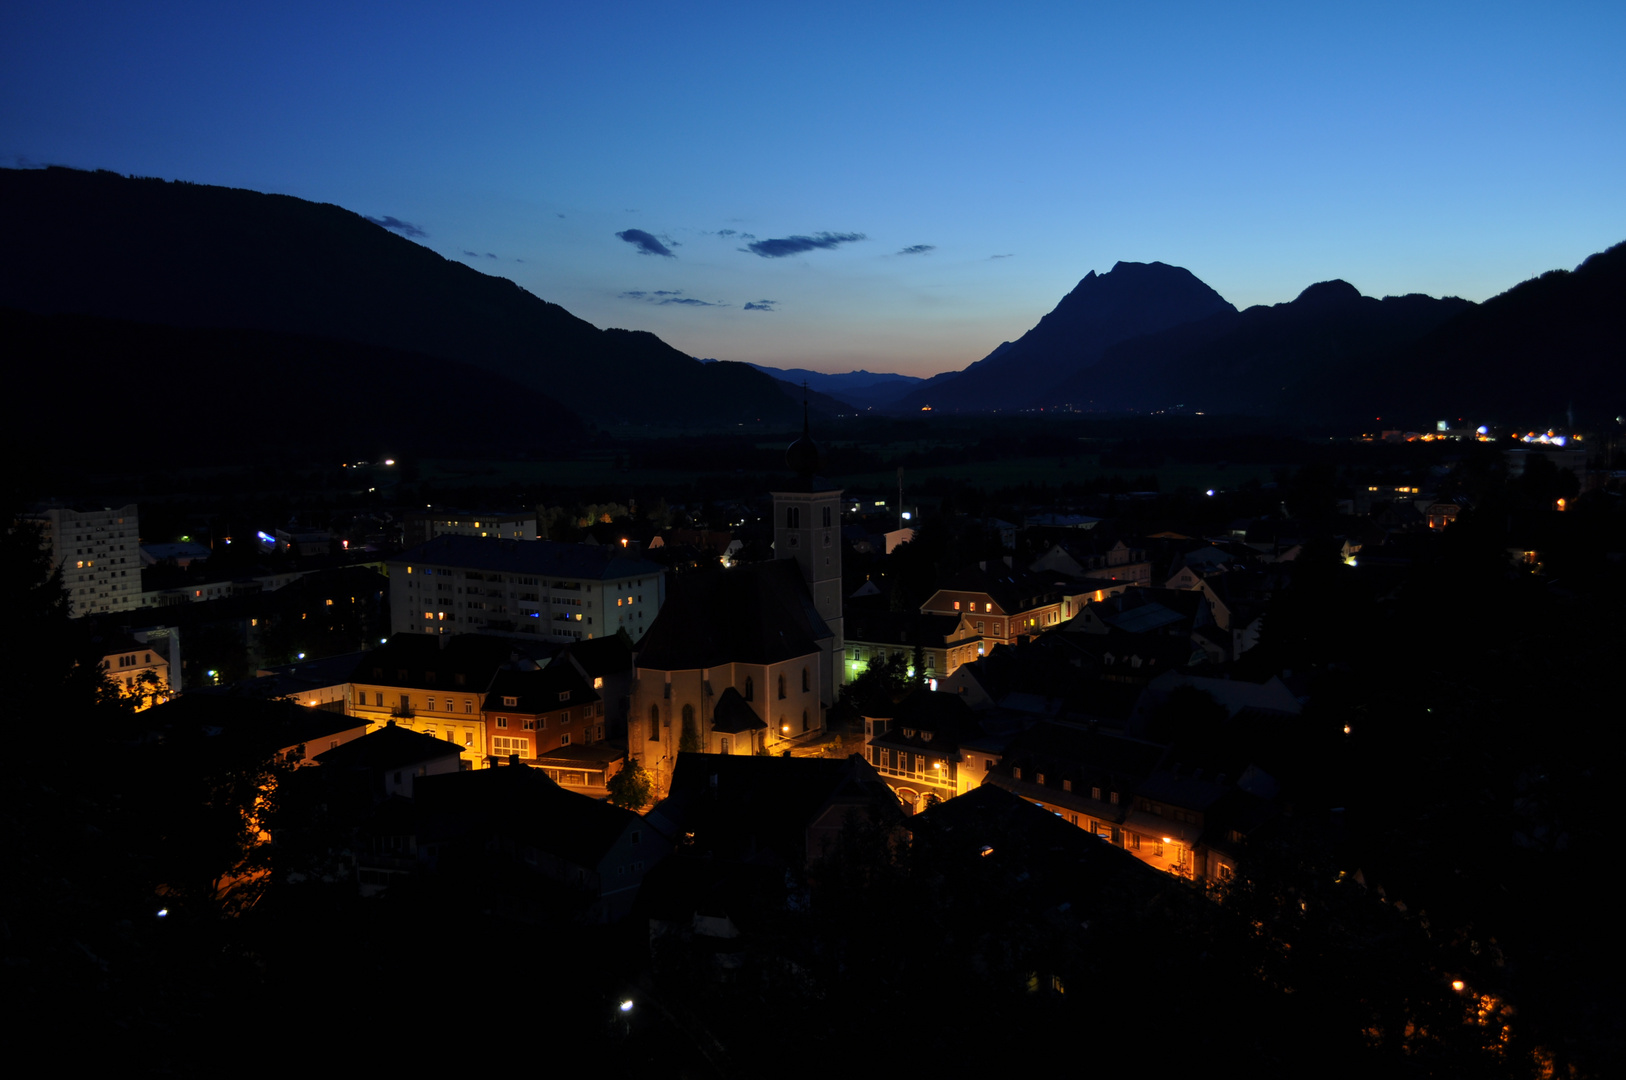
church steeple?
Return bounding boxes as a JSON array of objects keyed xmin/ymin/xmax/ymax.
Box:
[
  {"xmin": 771, "ymin": 396, "xmax": 844, "ymax": 705},
  {"xmin": 786, "ymin": 382, "xmax": 822, "ymax": 478}
]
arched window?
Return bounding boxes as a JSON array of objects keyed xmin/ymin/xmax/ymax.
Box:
[
  {"xmin": 681, "ymin": 703, "xmax": 695, "ymax": 736},
  {"xmin": 801, "ymin": 667, "xmax": 809, "ymax": 692},
  {"xmin": 744, "ymin": 676, "xmax": 754, "ymax": 701},
  {"xmin": 649, "ymin": 703, "xmax": 660, "ymax": 741},
  {"xmin": 777, "ymin": 674, "xmax": 786, "ymax": 700}
]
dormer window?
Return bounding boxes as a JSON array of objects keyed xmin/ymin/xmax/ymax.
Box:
[
  {"xmin": 1012, "ymin": 767, "xmax": 1022, "ymax": 780},
  {"xmin": 503, "ymin": 696, "xmax": 518, "ymax": 707},
  {"xmin": 902, "ymin": 727, "xmax": 917, "ymax": 738},
  {"xmin": 559, "ymin": 692, "xmax": 570, "ymax": 702},
  {"xmin": 920, "ymin": 731, "xmax": 933, "ymax": 742}
]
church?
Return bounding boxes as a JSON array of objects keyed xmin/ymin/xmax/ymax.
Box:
[{"xmin": 628, "ymin": 409, "xmax": 844, "ymax": 788}]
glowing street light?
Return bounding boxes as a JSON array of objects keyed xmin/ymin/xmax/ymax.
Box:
[{"xmin": 619, "ymin": 999, "xmax": 634, "ymax": 1013}]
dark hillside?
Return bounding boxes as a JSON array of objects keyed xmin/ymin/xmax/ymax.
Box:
[
  {"xmin": 0, "ymin": 167, "xmax": 800, "ymax": 427},
  {"xmin": 3, "ymin": 307, "xmax": 584, "ymax": 467}
]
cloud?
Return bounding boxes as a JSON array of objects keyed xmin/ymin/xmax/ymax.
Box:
[
  {"xmin": 365, "ymin": 214, "xmax": 427, "ymax": 238},
  {"xmin": 897, "ymin": 244, "xmax": 936, "ymax": 256},
  {"xmin": 485, "ymin": 252, "xmax": 498, "ymax": 259},
  {"xmin": 462, "ymin": 250, "xmax": 479, "ymax": 257},
  {"xmin": 620, "ymin": 289, "xmax": 726, "ymax": 307},
  {"xmin": 745, "ymin": 231, "xmax": 866, "ymax": 258},
  {"xmin": 989, "ymin": 253, "xmax": 1015, "ymax": 259},
  {"xmin": 616, "ymin": 229, "xmax": 676, "ymax": 257},
  {"xmin": 556, "ymin": 213, "xmax": 566, "ymax": 219},
  {"xmin": 742, "ymin": 300, "xmax": 777, "ymax": 312},
  {"xmin": 717, "ymin": 229, "xmax": 736, "ymax": 238}
]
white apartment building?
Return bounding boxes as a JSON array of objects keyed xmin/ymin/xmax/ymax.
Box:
[
  {"xmin": 32, "ymin": 502, "xmax": 142, "ymax": 618},
  {"xmin": 402, "ymin": 509, "xmax": 538, "ymax": 547},
  {"xmin": 389, "ymin": 535, "xmax": 665, "ymax": 643}
]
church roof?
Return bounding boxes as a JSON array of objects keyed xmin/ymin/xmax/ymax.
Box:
[
  {"xmin": 635, "ymin": 560, "xmax": 830, "ymax": 671},
  {"xmin": 711, "ymin": 687, "xmax": 767, "ymax": 733}
]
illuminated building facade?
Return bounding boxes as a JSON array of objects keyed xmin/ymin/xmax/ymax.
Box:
[
  {"xmin": 402, "ymin": 508, "xmax": 538, "ymax": 547},
  {"xmin": 920, "ymin": 560, "xmax": 1095, "ymax": 677},
  {"xmin": 481, "ymin": 661, "xmax": 604, "ymax": 762},
  {"xmin": 390, "ymin": 535, "xmax": 665, "ymax": 642},
  {"xmin": 630, "ymin": 560, "xmax": 828, "ymax": 789},
  {"xmin": 98, "ymin": 632, "xmax": 170, "ymax": 709},
  {"xmin": 31, "ymin": 502, "xmax": 142, "ymax": 618},
  {"xmin": 349, "ymin": 633, "xmax": 545, "ymax": 768},
  {"xmin": 862, "ymin": 689, "xmax": 987, "ymax": 813},
  {"xmin": 630, "ymin": 415, "xmax": 840, "ymax": 788}
]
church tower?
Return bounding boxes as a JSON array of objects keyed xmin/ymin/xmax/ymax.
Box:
[{"xmin": 771, "ymin": 398, "xmax": 844, "ymax": 706}]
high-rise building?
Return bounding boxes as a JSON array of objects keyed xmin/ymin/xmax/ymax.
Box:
[{"xmin": 31, "ymin": 502, "xmax": 142, "ymax": 618}]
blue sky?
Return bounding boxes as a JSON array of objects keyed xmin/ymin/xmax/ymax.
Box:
[{"xmin": 3, "ymin": 1, "xmax": 1622, "ymax": 377}]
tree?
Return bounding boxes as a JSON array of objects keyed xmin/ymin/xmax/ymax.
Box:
[
  {"xmin": 839, "ymin": 653, "xmax": 909, "ymax": 716},
  {"xmin": 606, "ymin": 758, "xmax": 653, "ymax": 812}
]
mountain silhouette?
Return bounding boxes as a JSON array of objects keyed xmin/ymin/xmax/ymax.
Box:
[
  {"xmin": 1311, "ymin": 240, "xmax": 1626, "ymax": 428},
  {"xmin": 1060, "ymin": 279, "xmax": 1473, "ymax": 415},
  {"xmin": 897, "ymin": 261, "xmax": 1236, "ymax": 411},
  {"xmin": 0, "ymin": 167, "xmax": 803, "ymax": 428}
]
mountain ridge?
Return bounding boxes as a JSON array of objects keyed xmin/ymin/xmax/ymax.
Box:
[
  {"xmin": 0, "ymin": 166, "xmax": 804, "ymax": 429},
  {"xmin": 897, "ymin": 260, "xmax": 1237, "ymax": 412}
]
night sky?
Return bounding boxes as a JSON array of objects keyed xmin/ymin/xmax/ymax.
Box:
[{"xmin": 3, "ymin": 1, "xmax": 1622, "ymax": 376}]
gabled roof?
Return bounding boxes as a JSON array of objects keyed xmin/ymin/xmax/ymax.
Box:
[
  {"xmin": 145, "ymin": 693, "xmax": 362, "ymax": 757},
  {"xmin": 482, "ymin": 662, "xmax": 599, "ymax": 714},
  {"xmin": 553, "ymin": 633, "xmax": 633, "ymax": 679},
  {"xmin": 636, "ymin": 560, "xmax": 829, "ymax": 670},
  {"xmin": 843, "ymin": 609, "xmax": 961, "ymax": 648},
  {"xmin": 656, "ymin": 753, "xmax": 900, "ymax": 867},
  {"xmin": 711, "ymin": 687, "xmax": 766, "ymax": 734},
  {"xmin": 996, "ymin": 720, "xmax": 1168, "ymax": 793},
  {"xmin": 314, "ymin": 721, "xmax": 463, "ymax": 772},
  {"xmin": 1136, "ymin": 671, "xmax": 1302, "ymax": 719},
  {"xmin": 926, "ymin": 561, "xmax": 1071, "ymax": 614},
  {"xmin": 414, "ymin": 765, "xmax": 643, "ymax": 869},
  {"xmin": 354, "ymin": 632, "xmax": 543, "ymax": 692},
  {"xmin": 393, "ymin": 534, "xmax": 665, "ymax": 580}
]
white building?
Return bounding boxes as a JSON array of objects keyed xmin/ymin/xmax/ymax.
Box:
[
  {"xmin": 403, "ymin": 509, "xmax": 538, "ymax": 547},
  {"xmin": 31, "ymin": 502, "xmax": 142, "ymax": 618},
  {"xmin": 389, "ymin": 535, "xmax": 665, "ymax": 642}
]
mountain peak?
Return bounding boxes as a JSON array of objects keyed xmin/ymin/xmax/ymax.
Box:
[{"xmin": 1292, "ymin": 279, "xmax": 1364, "ymax": 309}]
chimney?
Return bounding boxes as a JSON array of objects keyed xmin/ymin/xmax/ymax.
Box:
[{"xmin": 510, "ymin": 753, "xmax": 520, "ymax": 766}]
